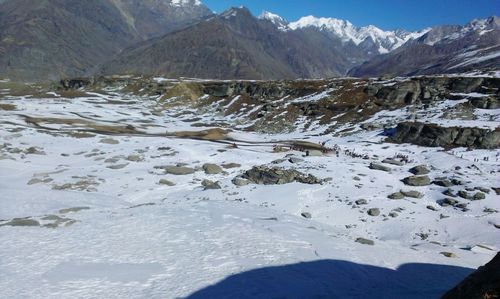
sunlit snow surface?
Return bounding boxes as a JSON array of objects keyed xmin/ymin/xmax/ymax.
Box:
[{"xmin": 0, "ymin": 80, "xmax": 499, "ymax": 299}]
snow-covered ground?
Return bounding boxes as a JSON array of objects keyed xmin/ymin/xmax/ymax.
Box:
[{"xmin": 0, "ymin": 83, "xmax": 499, "ymax": 298}]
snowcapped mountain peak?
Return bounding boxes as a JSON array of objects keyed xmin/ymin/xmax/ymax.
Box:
[
  {"xmin": 170, "ymin": 0, "xmax": 202, "ymax": 7},
  {"xmin": 259, "ymin": 11, "xmax": 285, "ymax": 22},
  {"xmin": 259, "ymin": 11, "xmax": 289, "ymax": 30},
  {"xmin": 288, "ymin": 15, "xmax": 426, "ymax": 54},
  {"xmin": 289, "ymin": 16, "xmax": 356, "ymax": 38}
]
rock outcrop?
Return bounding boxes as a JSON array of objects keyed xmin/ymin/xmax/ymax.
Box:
[
  {"xmin": 389, "ymin": 122, "xmax": 500, "ymax": 149},
  {"xmin": 442, "ymin": 253, "xmax": 500, "ymax": 299},
  {"xmin": 241, "ymin": 166, "xmax": 322, "ymax": 185}
]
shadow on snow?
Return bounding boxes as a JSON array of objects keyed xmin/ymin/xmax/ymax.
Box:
[{"xmin": 184, "ymin": 259, "xmax": 472, "ymax": 299}]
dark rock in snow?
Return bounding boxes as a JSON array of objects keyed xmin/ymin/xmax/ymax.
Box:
[
  {"xmin": 388, "ymin": 192, "xmax": 405, "ymax": 200},
  {"xmin": 382, "ymin": 158, "xmax": 405, "ymax": 166},
  {"xmin": 0, "ymin": 218, "xmax": 40, "ymax": 227},
  {"xmin": 202, "ymin": 179, "xmax": 221, "ymax": 190},
  {"xmin": 401, "ymin": 190, "xmax": 424, "ymax": 199},
  {"xmin": 458, "ymin": 190, "xmax": 472, "ymax": 200},
  {"xmin": 232, "ymin": 177, "xmax": 251, "ymax": 187},
  {"xmin": 438, "ymin": 198, "xmax": 459, "ymax": 207},
  {"xmin": 355, "ymin": 199, "xmax": 368, "ymax": 205},
  {"xmin": 433, "ymin": 179, "xmax": 454, "ymax": 187},
  {"xmin": 301, "ymin": 212, "xmax": 312, "ymax": 219},
  {"xmin": 241, "ymin": 166, "xmax": 322, "ymax": 185},
  {"xmin": 472, "ymin": 192, "xmax": 486, "ymax": 201},
  {"xmin": 469, "ymin": 97, "xmax": 500, "ymax": 109},
  {"xmin": 402, "ymin": 175, "xmax": 431, "ymax": 186},
  {"xmin": 442, "ymin": 252, "xmax": 500, "ymax": 299},
  {"xmin": 369, "ymin": 163, "xmax": 392, "ymax": 172},
  {"xmin": 355, "ymin": 238, "xmax": 375, "ymax": 245},
  {"xmin": 203, "ymin": 163, "xmax": 223, "ymax": 174},
  {"xmin": 163, "ymin": 166, "xmax": 196, "ymax": 175},
  {"xmin": 388, "ymin": 122, "xmax": 500, "ymax": 149},
  {"xmin": 409, "ymin": 165, "xmax": 430, "ymax": 175}
]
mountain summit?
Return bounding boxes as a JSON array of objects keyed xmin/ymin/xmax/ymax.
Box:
[{"xmin": 259, "ymin": 13, "xmax": 430, "ymax": 55}]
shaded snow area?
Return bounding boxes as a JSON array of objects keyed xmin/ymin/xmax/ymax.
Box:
[{"xmin": 0, "ymin": 80, "xmax": 499, "ymax": 299}]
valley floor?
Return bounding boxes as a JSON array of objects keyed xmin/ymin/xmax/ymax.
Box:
[{"xmin": 0, "ymin": 78, "xmax": 499, "ymax": 298}]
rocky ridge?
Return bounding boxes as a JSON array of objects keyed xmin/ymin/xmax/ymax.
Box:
[{"xmin": 56, "ymin": 75, "xmax": 500, "ymax": 144}]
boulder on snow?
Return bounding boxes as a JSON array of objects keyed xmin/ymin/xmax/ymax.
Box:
[
  {"xmin": 202, "ymin": 163, "xmax": 223, "ymax": 174},
  {"xmin": 162, "ymin": 166, "xmax": 196, "ymax": 175},
  {"xmin": 201, "ymin": 179, "xmax": 221, "ymax": 190},
  {"xmin": 409, "ymin": 165, "xmax": 430, "ymax": 175},
  {"xmin": 401, "ymin": 190, "xmax": 424, "ymax": 198},
  {"xmin": 241, "ymin": 166, "xmax": 322, "ymax": 185},
  {"xmin": 0, "ymin": 218, "xmax": 40, "ymax": 227},
  {"xmin": 355, "ymin": 199, "xmax": 368, "ymax": 205},
  {"xmin": 402, "ymin": 175, "xmax": 431, "ymax": 186},
  {"xmin": 369, "ymin": 163, "xmax": 391, "ymax": 172},
  {"xmin": 232, "ymin": 177, "xmax": 251, "ymax": 187},
  {"xmin": 301, "ymin": 212, "xmax": 312, "ymax": 219},
  {"xmin": 388, "ymin": 192, "xmax": 405, "ymax": 200},
  {"xmin": 355, "ymin": 238, "xmax": 375, "ymax": 245}
]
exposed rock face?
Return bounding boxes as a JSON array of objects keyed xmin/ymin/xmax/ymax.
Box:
[
  {"xmin": 241, "ymin": 166, "xmax": 322, "ymax": 185},
  {"xmin": 469, "ymin": 97, "xmax": 500, "ymax": 109},
  {"xmin": 389, "ymin": 122, "xmax": 500, "ymax": 149},
  {"xmin": 442, "ymin": 253, "xmax": 500, "ymax": 299}
]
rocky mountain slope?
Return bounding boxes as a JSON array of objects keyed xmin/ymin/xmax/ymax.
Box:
[
  {"xmin": 0, "ymin": 0, "xmax": 212, "ymax": 81},
  {"xmin": 101, "ymin": 7, "xmax": 368, "ymax": 79},
  {"xmin": 350, "ymin": 16, "xmax": 500, "ymax": 77},
  {"xmin": 103, "ymin": 8, "xmax": 499, "ymax": 80},
  {"xmin": 0, "ymin": 0, "xmax": 497, "ymax": 81}
]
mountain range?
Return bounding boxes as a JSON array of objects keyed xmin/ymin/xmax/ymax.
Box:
[
  {"xmin": 0, "ymin": 0, "xmax": 212, "ymax": 81},
  {"xmin": 0, "ymin": 0, "xmax": 498, "ymax": 81}
]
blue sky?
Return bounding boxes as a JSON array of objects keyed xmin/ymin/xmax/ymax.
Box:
[{"xmin": 202, "ymin": 0, "xmax": 500, "ymax": 31}]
